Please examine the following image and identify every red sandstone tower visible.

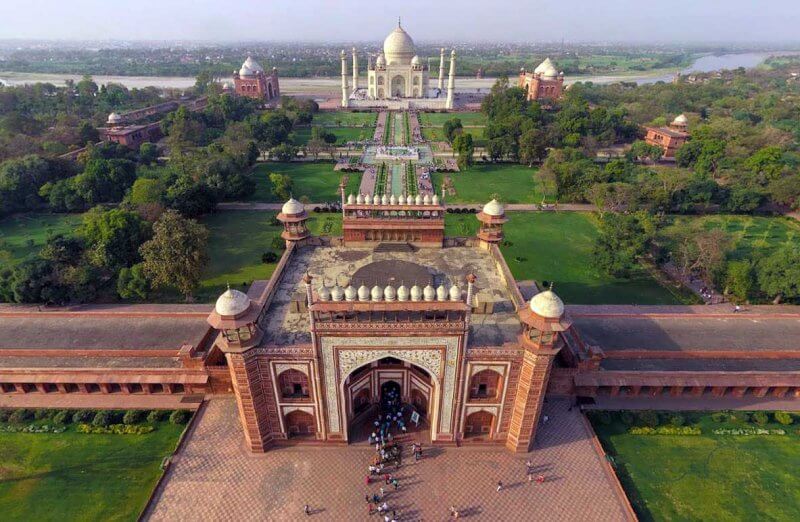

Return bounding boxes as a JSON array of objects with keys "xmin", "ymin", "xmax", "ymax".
[
  {"xmin": 476, "ymin": 199, "xmax": 507, "ymax": 250},
  {"xmin": 277, "ymin": 198, "xmax": 310, "ymax": 246}
]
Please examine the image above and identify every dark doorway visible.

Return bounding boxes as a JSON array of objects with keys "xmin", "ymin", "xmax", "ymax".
[{"xmin": 381, "ymin": 381, "xmax": 401, "ymax": 405}]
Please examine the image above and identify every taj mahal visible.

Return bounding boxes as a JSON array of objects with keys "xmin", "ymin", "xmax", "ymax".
[{"xmin": 342, "ymin": 20, "xmax": 456, "ymax": 110}]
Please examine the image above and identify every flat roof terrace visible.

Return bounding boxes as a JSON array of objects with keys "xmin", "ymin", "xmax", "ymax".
[{"xmin": 259, "ymin": 244, "xmax": 522, "ymax": 347}]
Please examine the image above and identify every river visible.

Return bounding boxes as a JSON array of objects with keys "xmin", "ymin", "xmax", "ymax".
[{"xmin": 0, "ymin": 52, "xmax": 794, "ymax": 94}]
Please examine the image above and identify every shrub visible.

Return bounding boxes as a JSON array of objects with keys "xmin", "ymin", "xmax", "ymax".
[
  {"xmin": 729, "ymin": 412, "xmax": 749, "ymax": 424},
  {"xmin": 619, "ymin": 411, "xmax": 635, "ymax": 426},
  {"xmin": 72, "ymin": 409, "xmax": 93, "ymax": 423},
  {"xmin": 774, "ymin": 411, "xmax": 794, "ymax": 426},
  {"xmin": 169, "ymin": 409, "xmax": 191, "ymax": 425},
  {"xmin": 34, "ymin": 409, "xmax": 53, "ymax": 421},
  {"xmin": 271, "ymin": 236, "xmax": 286, "ymax": 251},
  {"xmin": 751, "ymin": 411, "xmax": 769, "ymax": 426},
  {"xmin": 9, "ymin": 409, "xmax": 34, "ymax": 424},
  {"xmin": 630, "ymin": 426, "xmax": 701, "ymax": 436},
  {"xmin": 669, "ymin": 414, "xmax": 685, "ymax": 427},
  {"xmin": 92, "ymin": 411, "xmax": 111, "ymax": 427},
  {"xmin": 146, "ymin": 410, "xmax": 165, "ymax": 423},
  {"xmin": 262, "ymin": 251, "xmax": 279, "ymax": 263},
  {"xmin": 0, "ymin": 409, "xmax": 10, "ymax": 422},
  {"xmin": 637, "ymin": 410, "xmax": 660, "ymax": 428},
  {"xmin": 76, "ymin": 423, "xmax": 155, "ymax": 435},
  {"xmin": 123, "ymin": 410, "xmax": 144, "ymax": 425},
  {"xmin": 711, "ymin": 412, "xmax": 728, "ymax": 423},
  {"xmin": 53, "ymin": 410, "xmax": 71, "ymax": 425},
  {"xmin": 596, "ymin": 411, "xmax": 612, "ymax": 425}
]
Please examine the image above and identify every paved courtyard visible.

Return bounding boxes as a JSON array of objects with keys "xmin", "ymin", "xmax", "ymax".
[{"xmin": 145, "ymin": 398, "xmax": 631, "ymax": 521}]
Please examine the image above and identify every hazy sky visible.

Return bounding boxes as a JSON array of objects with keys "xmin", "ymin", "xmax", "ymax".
[{"xmin": 1, "ymin": 0, "xmax": 799, "ymax": 43}]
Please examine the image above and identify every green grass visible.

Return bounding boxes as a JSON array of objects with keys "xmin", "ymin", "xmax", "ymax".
[
  {"xmin": 423, "ymin": 127, "xmax": 486, "ymax": 146},
  {"xmin": 591, "ymin": 411, "xmax": 800, "ymax": 521},
  {"xmin": 0, "ymin": 213, "xmax": 84, "ymax": 266},
  {"xmin": 251, "ymin": 162, "xmax": 344, "ymax": 202},
  {"xmin": 446, "ymin": 212, "xmax": 689, "ymax": 305},
  {"xmin": 311, "ymin": 111, "xmax": 377, "ymax": 127},
  {"xmin": 197, "ymin": 211, "xmax": 341, "ymax": 302},
  {"xmin": 660, "ymin": 215, "xmax": 800, "ymax": 261},
  {"xmin": 420, "ymin": 112, "xmax": 487, "ymax": 127},
  {"xmin": 432, "ymin": 164, "xmax": 545, "ymax": 204},
  {"xmin": 0, "ymin": 419, "xmax": 186, "ymax": 521},
  {"xmin": 292, "ymin": 127, "xmax": 369, "ymax": 145}
]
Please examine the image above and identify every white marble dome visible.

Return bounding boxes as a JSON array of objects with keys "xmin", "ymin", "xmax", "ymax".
[
  {"xmin": 317, "ymin": 285, "xmax": 331, "ymax": 302},
  {"xmin": 407, "ymin": 195, "xmax": 414, "ymax": 205},
  {"xmin": 347, "ymin": 194, "xmax": 355, "ymax": 204},
  {"xmin": 282, "ymin": 198, "xmax": 304, "ymax": 215},
  {"xmin": 530, "ymin": 289, "xmax": 565, "ymax": 318},
  {"xmin": 373, "ymin": 194, "xmax": 381, "ymax": 205},
  {"xmin": 358, "ymin": 284, "xmax": 370, "ymax": 301},
  {"xmin": 381, "ymin": 194, "xmax": 389, "ymax": 205},
  {"xmin": 331, "ymin": 285, "xmax": 344, "ymax": 302},
  {"xmin": 371, "ymin": 285, "xmax": 383, "ymax": 301},
  {"xmin": 239, "ymin": 56, "xmax": 264, "ymax": 77},
  {"xmin": 482, "ymin": 199, "xmax": 504, "ymax": 217},
  {"xmin": 423, "ymin": 284, "xmax": 435, "ymax": 302},
  {"xmin": 215, "ymin": 287, "xmax": 251, "ymax": 316},
  {"xmin": 410, "ymin": 284, "xmax": 422, "ymax": 301},
  {"xmin": 436, "ymin": 284, "xmax": 447, "ymax": 301},
  {"xmin": 411, "ymin": 55, "xmax": 421, "ymax": 66},
  {"xmin": 449, "ymin": 284, "xmax": 461, "ymax": 301},
  {"xmin": 344, "ymin": 285, "xmax": 357, "ymax": 301},
  {"xmin": 383, "ymin": 24, "xmax": 415, "ymax": 65},
  {"xmin": 376, "ymin": 53, "xmax": 386, "ymax": 67},
  {"xmin": 432, "ymin": 194, "xmax": 439, "ymax": 205},
  {"xmin": 357, "ymin": 193, "xmax": 365, "ymax": 204},
  {"xmin": 384, "ymin": 285, "xmax": 396, "ymax": 301},
  {"xmin": 415, "ymin": 194, "xmax": 423, "ymax": 205},
  {"xmin": 673, "ymin": 114, "xmax": 688, "ymax": 125},
  {"xmin": 423, "ymin": 194, "xmax": 431, "ymax": 205},
  {"xmin": 397, "ymin": 284, "xmax": 409, "ymax": 301},
  {"xmin": 107, "ymin": 112, "xmax": 122, "ymax": 125},
  {"xmin": 390, "ymin": 194, "xmax": 397, "ymax": 205},
  {"xmin": 534, "ymin": 57, "xmax": 558, "ymax": 78}
]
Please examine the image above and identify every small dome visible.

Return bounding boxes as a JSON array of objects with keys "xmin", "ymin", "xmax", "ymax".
[
  {"xmin": 432, "ymin": 194, "xmax": 439, "ymax": 205},
  {"xmin": 107, "ymin": 112, "xmax": 122, "ymax": 124},
  {"xmin": 411, "ymin": 55, "xmax": 421, "ymax": 66},
  {"xmin": 423, "ymin": 284, "xmax": 435, "ymax": 302},
  {"xmin": 239, "ymin": 56, "xmax": 264, "ymax": 77},
  {"xmin": 423, "ymin": 194, "xmax": 431, "ymax": 205},
  {"xmin": 534, "ymin": 57, "xmax": 558, "ymax": 78},
  {"xmin": 357, "ymin": 193, "xmax": 365, "ymax": 204},
  {"xmin": 215, "ymin": 287, "xmax": 251, "ymax": 316},
  {"xmin": 436, "ymin": 284, "xmax": 447, "ymax": 301},
  {"xmin": 530, "ymin": 289, "xmax": 565, "ymax": 318},
  {"xmin": 282, "ymin": 198, "xmax": 304, "ymax": 215},
  {"xmin": 672, "ymin": 114, "xmax": 688, "ymax": 125},
  {"xmin": 410, "ymin": 284, "xmax": 422, "ymax": 301},
  {"xmin": 449, "ymin": 284, "xmax": 461, "ymax": 301},
  {"xmin": 331, "ymin": 285, "xmax": 344, "ymax": 302},
  {"xmin": 376, "ymin": 53, "xmax": 386, "ymax": 67},
  {"xmin": 384, "ymin": 285, "xmax": 396, "ymax": 301},
  {"xmin": 381, "ymin": 194, "xmax": 389, "ymax": 205},
  {"xmin": 373, "ymin": 194, "xmax": 381, "ymax": 205},
  {"xmin": 406, "ymin": 195, "xmax": 414, "ymax": 205},
  {"xmin": 482, "ymin": 199, "xmax": 504, "ymax": 217},
  {"xmin": 383, "ymin": 24, "xmax": 415, "ymax": 65},
  {"xmin": 317, "ymin": 285, "xmax": 331, "ymax": 302},
  {"xmin": 397, "ymin": 284, "xmax": 409, "ymax": 301},
  {"xmin": 371, "ymin": 285, "xmax": 383, "ymax": 301},
  {"xmin": 347, "ymin": 194, "xmax": 355, "ymax": 204},
  {"xmin": 358, "ymin": 284, "xmax": 370, "ymax": 301},
  {"xmin": 344, "ymin": 285, "xmax": 357, "ymax": 301},
  {"xmin": 390, "ymin": 194, "xmax": 397, "ymax": 205},
  {"xmin": 415, "ymin": 194, "xmax": 423, "ymax": 205}
]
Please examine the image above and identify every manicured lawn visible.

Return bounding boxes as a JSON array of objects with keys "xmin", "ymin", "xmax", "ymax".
[
  {"xmin": 0, "ymin": 419, "xmax": 186, "ymax": 521},
  {"xmin": 292, "ymin": 127, "xmax": 370, "ymax": 145},
  {"xmin": 420, "ymin": 112, "xmax": 487, "ymax": 127},
  {"xmin": 0, "ymin": 213, "xmax": 84, "ymax": 266},
  {"xmin": 660, "ymin": 215, "xmax": 800, "ymax": 261},
  {"xmin": 446, "ymin": 212, "xmax": 690, "ymax": 305},
  {"xmin": 591, "ymin": 411, "xmax": 800, "ymax": 521},
  {"xmin": 432, "ymin": 164, "xmax": 545, "ymax": 204},
  {"xmin": 251, "ymin": 162, "xmax": 345, "ymax": 202},
  {"xmin": 197, "ymin": 211, "xmax": 341, "ymax": 302},
  {"xmin": 312, "ymin": 111, "xmax": 377, "ymax": 126}
]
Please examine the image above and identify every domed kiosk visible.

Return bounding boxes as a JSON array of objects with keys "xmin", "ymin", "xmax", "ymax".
[
  {"xmin": 277, "ymin": 197, "xmax": 310, "ymax": 245},
  {"xmin": 207, "ymin": 286, "xmax": 262, "ymax": 351}
]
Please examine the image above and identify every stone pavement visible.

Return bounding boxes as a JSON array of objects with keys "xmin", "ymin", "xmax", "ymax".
[{"xmin": 145, "ymin": 398, "xmax": 631, "ymax": 521}]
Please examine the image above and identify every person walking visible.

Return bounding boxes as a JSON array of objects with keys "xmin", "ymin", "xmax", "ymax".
[
  {"xmin": 450, "ymin": 506, "xmax": 460, "ymax": 518},
  {"xmin": 379, "ymin": 486, "xmax": 385, "ymax": 499},
  {"xmin": 304, "ymin": 504, "xmax": 311, "ymax": 516},
  {"xmin": 392, "ymin": 478, "xmax": 399, "ymax": 490},
  {"xmin": 496, "ymin": 480, "xmax": 503, "ymax": 492},
  {"xmin": 536, "ymin": 474, "xmax": 545, "ymax": 485},
  {"xmin": 365, "ymin": 474, "xmax": 371, "ymax": 486}
]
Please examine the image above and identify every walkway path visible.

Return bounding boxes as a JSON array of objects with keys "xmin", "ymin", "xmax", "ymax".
[{"xmin": 145, "ymin": 398, "xmax": 632, "ymax": 521}]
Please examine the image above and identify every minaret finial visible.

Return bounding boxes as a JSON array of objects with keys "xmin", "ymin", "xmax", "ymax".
[
  {"xmin": 398, "ymin": 16, "xmax": 401, "ymax": 28},
  {"xmin": 549, "ymin": 281, "xmax": 555, "ymax": 291}
]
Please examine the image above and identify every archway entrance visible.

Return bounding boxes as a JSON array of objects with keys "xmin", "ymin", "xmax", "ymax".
[
  {"xmin": 391, "ymin": 75, "xmax": 406, "ymax": 97},
  {"xmin": 343, "ymin": 357, "xmax": 434, "ymax": 444}
]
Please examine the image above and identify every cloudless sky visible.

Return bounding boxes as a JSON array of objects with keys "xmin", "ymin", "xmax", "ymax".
[{"xmin": 1, "ymin": 0, "xmax": 799, "ymax": 42}]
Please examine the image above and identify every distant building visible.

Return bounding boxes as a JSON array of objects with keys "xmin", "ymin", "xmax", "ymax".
[
  {"xmin": 518, "ymin": 58, "xmax": 564, "ymax": 101},
  {"xmin": 233, "ymin": 56, "xmax": 280, "ymax": 102},
  {"xmin": 476, "ymin": 67, "xmax": 484, "ymax": 79},
  {"xmin": 99, "ymin": 112, "xmax": 161, "ymax": 149},
  {"xmin": 644, "ymin": 114, "xmax": 690, "ymax": 159}
]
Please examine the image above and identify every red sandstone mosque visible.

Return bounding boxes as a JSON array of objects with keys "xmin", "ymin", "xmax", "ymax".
[
  {"xmin": 232, "ymin": 56, "xmax": 280, "ymax": 102},
  {"xmin": 644, "ymin": 114, "xmax": 691, "ymax": 159},
  {"xmin": 519, "ymin": 58, "xmax": 565, "ymax": 101},
  {"xmin": 2, "ymin": 196, "xmax": 799, "ymax": 453}
]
